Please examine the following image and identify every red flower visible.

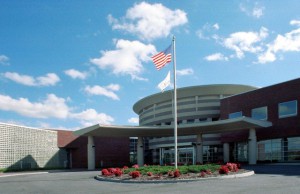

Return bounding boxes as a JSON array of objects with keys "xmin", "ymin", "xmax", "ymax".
[
  {"xmin": 107, "ymin": 168, "xmax": 116, "ymax": 174},
  {"xmin": 200, "ymin": 171, "xmax": 206, "ymax": 177},
  {"xmin": 174, "ymin": 169, "xmax": 181, "ymax": 178},
  {"xmin": 114, "ymin": 169, "xmax": 123, "ymax": 177},
  {"xmin": 123, "ymin": 166, "xmax": 129, "ymax": 170},
  {"xmin": 132, "ymin": 164, "xmax": 139, "ymax": 169},
  {"xmin": 101, "ymin": 169, "xmax": 111, "ymax": 176},
  {"xmin": 130, "ymin": 171, "xmax": 141, "ymax": 178},
  {"xmin": 226, "ymin": 163, "xmax": 238, "ymax": 172},
  {"xmin": 219, "ymin": 165, "xmax": 229, "ymax": 174},
  {"xmin": 147, "ymin": 172, "xmax": 153, "ymax": 176}
]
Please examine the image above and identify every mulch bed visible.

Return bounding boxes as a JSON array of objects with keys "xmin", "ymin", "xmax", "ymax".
[{"xmin": 97, "ymin": 169, "xmax": 250, "ymax": 182}]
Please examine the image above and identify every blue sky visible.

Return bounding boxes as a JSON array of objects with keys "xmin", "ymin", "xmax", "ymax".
[{"xmin": 1, "ymin": 0, "xmax": 300, "ymax": 130}]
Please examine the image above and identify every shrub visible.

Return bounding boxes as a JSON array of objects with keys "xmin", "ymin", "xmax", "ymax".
[
  {"xmin": 174, "ymin": 169, "xmax": 180, "ymax": 178},
  {"xmin": 200, "ymin": 171, "xmax": 206, "ymax": 177},
  {"xmin": 101, "ymin": 169, "xmax": 111, "ymax": 176},
  {"xmin": 108, "ymin": 168, "xmax": 116, "ymax": 174},
  {"xmin": 114, "ymin": 169, "xmax": 123, "ymax": 177},
  {"xmin": 219, "ymin": 165, "xmax": 229, "ymax": 174},
  {"xmin": 147, "ymin": 172, "xmax": 153, "ymax": 176},
  {"xmin": 226, "ymin": 163, "xmax": 239, "ymax": 172},
  {"xmin": 130, "ymin": 171, "xmax": 141, "ymax": 178},
  {"xmin": 132, "ymin": 164, "xmax": 139, "ymax": 169}
]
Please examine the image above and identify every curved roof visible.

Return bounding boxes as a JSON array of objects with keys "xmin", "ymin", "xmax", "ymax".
[
  {"xmin": 133, "ymin": 84, "xmax": 257, "ymax": 114},
  {"xmin": 74, "ymin": 117, "xmax": 271, "ymax": 138}
]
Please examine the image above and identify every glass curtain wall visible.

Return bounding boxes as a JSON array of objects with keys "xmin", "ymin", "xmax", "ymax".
[{"xmin": 257, "ymin": 137, "xmax": 300, "ymax": 162}]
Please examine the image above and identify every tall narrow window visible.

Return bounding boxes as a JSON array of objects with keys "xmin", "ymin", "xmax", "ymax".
[
  {"xmin": 252, "ymin": 106, "xmax": 268, "ymax": 120},
  {"xmin": 278, "ymin": 100, "xmax": 297, "ymax": 118},
  {"xmin": 229, "ymin": 111, "xmax": 242, "ymax": 119}
]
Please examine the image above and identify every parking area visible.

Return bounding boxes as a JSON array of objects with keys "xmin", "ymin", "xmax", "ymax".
[{"xmin": 0, "ymin": 164, "xmax": 299, "ymax": 194}]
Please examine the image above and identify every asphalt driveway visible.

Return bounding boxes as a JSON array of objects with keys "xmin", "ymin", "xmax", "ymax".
[{"xmin": 0, "ymin": 164, "xmax": 299, "ymax": 194}]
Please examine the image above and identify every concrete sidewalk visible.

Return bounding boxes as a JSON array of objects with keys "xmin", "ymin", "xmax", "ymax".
[{"xmin": 0, "ymin": 171, "xmax": 49, "ymax": 178}]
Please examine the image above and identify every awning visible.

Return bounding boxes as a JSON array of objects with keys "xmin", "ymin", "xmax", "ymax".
[{"xmin": 73, "ymin": 117, "xmax": 272, "ymax": 137}]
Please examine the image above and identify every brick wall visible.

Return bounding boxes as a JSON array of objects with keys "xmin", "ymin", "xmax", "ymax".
[
  {"xmin": 220, "ymin": 78, "xmax": 300, "ymax": 142},
  {"xmin": 57, "ymin": 130, "xmax": 130, "ymax": 168}
]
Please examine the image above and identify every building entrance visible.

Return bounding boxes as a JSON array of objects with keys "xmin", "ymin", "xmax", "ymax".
[{"xmin": 162, "ymin": 147, "xmax": 194, "ymax": 165}]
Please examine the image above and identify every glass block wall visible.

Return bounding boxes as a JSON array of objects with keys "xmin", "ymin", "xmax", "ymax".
[{"xmin": 0, "ymin": 123, "xmax": 66, "ymax": 170}]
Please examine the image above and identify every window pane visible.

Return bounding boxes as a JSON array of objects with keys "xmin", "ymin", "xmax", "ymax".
[
  {"xmin": 252, "ymin": 106, "xmax": 267, "ymax": 120},
  {"xmin": 279, "ymin": 100, "xmax": 297, "ymax": 118},
  {"xmin": 229, "ymin": 111, "xmax": 242, "ymax": 119}
]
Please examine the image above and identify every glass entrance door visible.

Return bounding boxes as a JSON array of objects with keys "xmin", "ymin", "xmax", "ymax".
[
  {"xmin": 178, "ymin": 148, "xmax": 194, "ymax": 165},
  {"xmin": 162, "ymin": 147, "xmax": 194, "ymax": 165}
]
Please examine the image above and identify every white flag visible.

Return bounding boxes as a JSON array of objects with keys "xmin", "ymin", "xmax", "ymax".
[{"xmin": 158, "ymin": 71, "xmax": 170, "ymax": 92}]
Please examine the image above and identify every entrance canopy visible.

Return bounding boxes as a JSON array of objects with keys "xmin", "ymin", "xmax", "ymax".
[{"xmin": 74, "ymin": 117, "xmax": 272, "ymax": 137}]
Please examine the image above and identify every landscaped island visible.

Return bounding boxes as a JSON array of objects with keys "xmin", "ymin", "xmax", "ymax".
[{"xmin": 97, "ymin": 163, "xmax": 246, "ymax": 182}]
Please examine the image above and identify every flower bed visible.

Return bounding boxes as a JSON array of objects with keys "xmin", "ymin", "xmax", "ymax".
[{"xmin": 98, "ymin": 163, "xmax": 246, "ymax": 181}]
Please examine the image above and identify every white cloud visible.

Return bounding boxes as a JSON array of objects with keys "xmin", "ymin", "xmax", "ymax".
[
  {"xmin": 290, "ymin": 20, "xmax": 300, "ymax": 26},
  {"xmin": 108, "ymin": 2, "xmax": 188, "ymax": 41},
  {"xmin": 71, "ymin": 109, "xmax": 114, "ymax": 127},
  {"xmin": 0, "ymin": 93, "xmax": 114, "ymax": 126},
  {"xmin": 257, "ymin": 50, "xmax": 276, "ymax": 64},
  {"xmin": 252, "ymin": 6, "xmax": 264, "ymax": 18},
  {"xmin": 240, "ymin": 2, "xmax": 265, "ymax": 19},
  {"xmin": 213, "ymin": 23, "xmax": 219, "ymax": 30},
  {"xmin": 36, "ymin": 73, "xmax": 60, "ymax": 86},
  {"xmin": 85, "ymin": 84, "xmax": 120, "ymax": 100},
  {"xmin": 3, "ymin": 72, "xmax": 60, "ymax": 86},
  {"xmin": 0, "ymin": 55, "xmax": 9, "ymax": 66},
  {"xmin": 204, "ymin": 53, "xmax": 229, "ymax": 61},
  {"xmin": 176, "ymin": 68, "xmax": 194, "ymax": 76},
  {"xmin": 105, "ymin": 84, "xmax": 120, "ymax": 91},
  {"xmin": 90, "ymin": 39, "xmax": 155, "ymax": 80},
  {"xmin": 128, "ymin": 117, "xmax": 139, "ymax": 124},
  {"xmin": 258, "ymin": 20, "xmax": 300, "ymax": 63},
  {"xmin": 196, "ymin": 23, "xmax": 220, "ymax": 40},
  {"xmin": 0, "ymin": 94, "xmax": 69, "ymax": 119},
  {"xmin": 223, "ymin": 27, "xmax": 268, "ymax": 59},
  {"xmin": 64, "ymin": 69, "xmax": 88, "ymax": 80}
]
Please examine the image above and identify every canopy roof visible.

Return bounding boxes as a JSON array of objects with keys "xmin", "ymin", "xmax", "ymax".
[{"xmin": 73, "ymin": 117, "xmax": 272, "ymax": 137}]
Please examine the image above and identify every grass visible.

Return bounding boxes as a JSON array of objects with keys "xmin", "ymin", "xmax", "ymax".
[
  {"xmin": 123, "ymin": 164, "xmax": 221, "ymax": 175},
  {"xmin": 0, "ymin": 168, "xmax": 7, "ymax": 173}
]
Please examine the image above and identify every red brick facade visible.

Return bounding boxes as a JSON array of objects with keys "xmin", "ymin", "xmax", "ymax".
[
  {"xmin": 57, "ymin": 130, "xmax": 130, "ymax": 168},
  {"xmin": 220, "ymin": 78, "xmax": 300, "ymax": 142}
]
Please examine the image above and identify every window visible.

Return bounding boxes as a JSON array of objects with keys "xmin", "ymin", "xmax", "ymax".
[
  {"xmin": 278, "ymin": 100, "xmax": 297, "ymax": 118},
  {"xmin": 229, "ymin": 111, "xmax": 242, "ymax": 119},
  {"xmin": 252, "ymin": 106, "xmax": 268, "ymax": 120},
  {"xmin": 187, "ymin": 119, "xmax": 194, "ymax": 124}
]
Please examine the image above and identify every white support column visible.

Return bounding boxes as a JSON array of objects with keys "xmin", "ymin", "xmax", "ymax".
[
  {"xmin": 196, "ymin": 134, "xmax": 203, "ymax": 164},
  {"xmin": 248, "ymin": 128, "xmax": 257, "ymax": 165},
  {"xmin": 137, "ymin": 137, "xmax": 144, "ymax": 166},
  {"xmin": 87, "ymin": 136, "xmax": 95, "ymax": 170},
  {"xmin": 223, "ymin": 143, "xmax": 230, "ymax": 163}
]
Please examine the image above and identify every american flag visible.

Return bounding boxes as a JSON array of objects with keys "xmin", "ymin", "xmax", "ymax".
[{"xmin": 151, "ymin": 44, "xmax": 172, "ymax": 70}]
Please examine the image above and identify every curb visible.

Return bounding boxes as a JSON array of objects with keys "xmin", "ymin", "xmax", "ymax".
[
  {"xmin": 94, "ymin": 170, "xmax": 255, "ymax": 184},
  {"xmin": 0, "ymin": 171, "xmax": 49, "ymax": 178}
]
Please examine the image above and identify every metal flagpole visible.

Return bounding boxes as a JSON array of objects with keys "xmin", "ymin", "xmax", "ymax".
[{"xmin": 172, "ymin": 36, "xmax": 178, "ymax": 169}]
